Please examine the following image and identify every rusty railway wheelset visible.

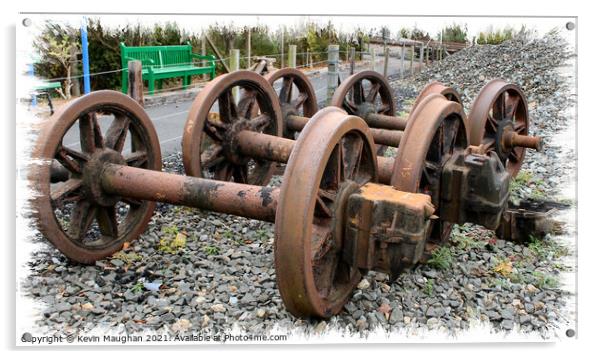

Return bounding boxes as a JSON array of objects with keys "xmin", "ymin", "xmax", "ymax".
[{"xmin": 30, "ymin": 68, "xmax": 542, "ymax": 318}]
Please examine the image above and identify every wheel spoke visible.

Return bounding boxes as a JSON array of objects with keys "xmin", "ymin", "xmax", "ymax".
[
  {"xmin": 203, "ymin": 121, "xmax": 225, "ymax": 142},
  {"xmin": 492, "ymin": 93, "xmax": 506, "ymax": 121},
  {"xmin": 292, "ymin": 92, "xmax": 308, "ymax": 110},
  {"xmin": 505, "ymin": 94, "xmax": 520, "ymax": 119},
  {"xmin": 514, "ymin": 122, "xmax": 527, "ymax": 134},
  {"xmin": 366, "ymin": 82, "xmax": 381, "ymax": 103},
  {"xmin": 315, "ymin": 189, "xmax": 335, "ymax": 218},
  {"xmin": 201, "ymin": 144, "xmax": 224, "ymax": 168},
  {"xmin": 508, "ymin": 148, "xmax": 521, "ymax": 162},
  {"xmin": 486, "ymin": 114, "xmax": 499, "ymax": 133},
  {"xmin": 342, "ymin": 99, "xmax": 358, "ymax": 114},
  {"xmin": 482, "ymin": 137, "xmax": 496, "ymax": 152},
  {"xmin": 122, "ymin": 197, "xmax": 142, "ymax": 207},
  {"xmin": 248, "ymin": 114, "xmax": 271, "ymax": 132},
  {"xmin": 96, "ymin": 206, "xmax": 119, "ymax": 239},
  {"xmin": 238, "ymin": 90, "xmax": 257, "ymax": 118},
  {"xmin": 321, "ymin": 144, "xmax": 342, "ymax": 190},
  {"xmin": 104, "ymin": 115, "xmax": 130, "ymax": 152},
  {"xmin": 352, "ymin": 81, "xmax": 365, "ymax": 104},
  {"xmin": 60, "ymin": 146, "xmax": 89, "ymax": 162},
  {"xmin": 280, "ymin": 77, "xmax": 294, "ymax": 103},
  {"xmin": 218, "ymin": 91, "xmax": 236, "ymax": 124},
  {"xmin": 56, "ymin": 147, "xmax": 82, "ymax": 174},
  {"xmin": 79, "ymin": 112, "xmax": 104, "ymax": 153},
  {"xmin": 124, "ymin": 151, "xmax": 148, "ymax": 167},
  {"xmin": 341, "ymin": 135, "xmax": 364, "ymax": 181},
  {"xmin": 51, "ymin": 178, "xmax": 82, "ymax": 207},
  {"xmin": 442, "ymin": 117, "xmax": 460, "ymax": 154},
  {"xmin": 68, "ymin": 200, "xmax": 96, "ymax": 240}
]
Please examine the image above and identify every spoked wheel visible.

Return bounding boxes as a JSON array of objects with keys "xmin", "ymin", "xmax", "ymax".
[
  {"xmin": 264, "ymin": 68, "xmax": 318, "ymax": 139},
  {"xmin": 468, "ymin": 79, "xmax": 529, "ymax": 177},
  {"xmin": 331, "ymin": 71, "xmax": 396, "ymax": 154},
  {"xmin": 390, "ymin": 93, "xmax": 469, "ymax": 247},
  {"xmin": 29, "ymin": 91, "xmax": 162, "ymax": 263},
  {"xmin": 409, "ymin": 82, "xmax": 462, "ymax": 118},
  {"xmin": 182, "ymin": 71, "xmax": 283, "ymax": 185},
  {"xmin": 275, "ymin": 107, "xmax": 378, "ymax": 318}
]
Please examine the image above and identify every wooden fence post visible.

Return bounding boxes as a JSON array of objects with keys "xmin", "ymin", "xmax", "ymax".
[
  {"xmin": 327, "ymin": 44, "xmax": 339, "ymax": 102},
  {"xmin": 383, "ymin": 47, "xmax": 390, "ymax": 77},
  {"xmin": 288, "ymin": 45, "xmax": 296, "ymax": 68},
  {"xmin": 410, "ymin": 45, "xmax": 414, "ymax": 75},
  {"xmin": 247, "ymin": 29, "xmax": 252, "ymax": 69},
  {"xmin": 230, "ymin": 49, "xmax": 240, "ymax": 102},
  {"xmin": 400, "ymin": 45, "xmax": 406, "ymax": 79},
  {"xmin": 350, "ymin": 47, "xmax": 356, "ymax": 74},
  {"xmin": 370, "ymin": 48, "xmax": 376, "ymax": 71},
  {"xmin": 128, "ymin": 60, "xmax": 144, "ymax": 107}
]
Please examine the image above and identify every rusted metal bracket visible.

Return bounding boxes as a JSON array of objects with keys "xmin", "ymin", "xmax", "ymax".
[
  {"xmin": 439, "ymin": 149, "xmax": 511, "ymax": 230},
  {"xmin": 344, "ymin": 182, "xmax": 435, "ymax": 279},
  {"xmin": 496, "ymin": 199, "xmax": 569, "ymax": 243}
]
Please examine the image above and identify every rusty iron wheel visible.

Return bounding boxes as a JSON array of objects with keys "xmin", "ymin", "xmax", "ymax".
[
  {"xmin": 391, "ymin": 93, "xmax": 469, "ymax": 248},
  {"xmin": 29, "ymin": 91, "xmax": 162, "ymax": 264},
  {"xmin": 468, "ymin": 79, "xmax": 529, "ymax": 177},
  {"xmin": 275, "ymin": 107, "xmax": 378, "ymax": 318},
  {"xmin": 264, "ymin": 68, "xmax": 318, "ymax": 139},
  {"xmin": 182, "ymin": 71, "xmax": 283, "ymax": 185},
  {"xmin": 409, "ymin": 81, "xmax": 462, "ymax": 118},
  {"xmin": 331, "ymin": 70, "xmax": 396, "ymax": 154}
]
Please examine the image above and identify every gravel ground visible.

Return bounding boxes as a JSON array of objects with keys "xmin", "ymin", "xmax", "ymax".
[{"xmin": 21, "ymin": 31, "xmax": 576, "ymax": 340}]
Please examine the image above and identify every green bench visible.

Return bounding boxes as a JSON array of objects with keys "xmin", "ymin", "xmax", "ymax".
[
  {"xmin": 120, "ymin": 42, "xmax": 216, "ymax": 95},
  {"xmin": 33, "ymin": 81, "xmax": 62, "ymax": 115}
]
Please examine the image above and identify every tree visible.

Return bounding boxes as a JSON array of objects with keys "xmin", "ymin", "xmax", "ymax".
[
  {"xmin": 34, "ymin": 23, "xmax": 80, "ymax": 99},
  {"xmin": 439, "ymin": 23, "xmax": 468, "ymax": 43}
]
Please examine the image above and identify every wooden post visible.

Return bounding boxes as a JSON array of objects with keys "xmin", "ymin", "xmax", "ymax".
[
  {"xmin": 383, "ymin": 46, "xmax": 389, "ymax": 77},
  {"xmin": 280, "ymin": 32, "xmax": 285, "ymax": 69},
  {"xmin": 419, "ymin": 43, "xmax": 424, "ymax": 69},
  {"xmin": 370, "ymin": 47, "xmax": 376, "ymax": 71},
  {"xmin": 230, "ymin": 49, "xmax": 240, "ymax": 102},
  {"xmin": 127, "ymin": 60, "xmax": 144, "ymax": 107},
  {"xmin": 327, "ymin": 44, "xmax": 339, "ymax": 102},
  {"xmin": 201, "ymin": 37, "xmax": 208, "ymax": 80},
  {"xmin": 306, "ymin": 51, "xmax": 310, "ymax": 68},
  {"xmin": 206, "ymin": 36, "xmax": 230, "ymax": 73},
  {"xmin": 400, "ymin": 45, "xmax": 406, "ymax": 79},
  {"xmin": 247, "ymin": 29, "xmax": 252, "ymax": 69},
  {"xmin": 350, "ymin": 47, "xmax": 356, "ymax": 75},
  {"xmin": 288, "ymin": 45, "xmax": 296, "ymax": 68},
  {"xmin": 410, "ymin": 45, "xmax": 414, "ymax": 75}
]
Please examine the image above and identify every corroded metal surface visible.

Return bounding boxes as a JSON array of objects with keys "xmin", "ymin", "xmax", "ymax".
[
  {"xmin": 264, "ymin": 68, "xmax": 318, "ymax": 139},
  {"xmin": 345, "ymin": 182, "xmax": 435, "ymax": 279},
  {"xmin": 101, "ymin": 164, "xmax": 279, "ymax": 222},
  {"xmin": 468, "ymin": 79, "xmax": 541, "ymax": 177},
  {"xmin": 29, "ymin": 90, "xmax": 162, "ymax": 264},
  {"xmin": 409, "ymin": 81, "xmax": 463, "ymax": 118},
  {"xmin": 182, "ymin": 71, "xmax": 283, "ymax": 185},
  {"xmin": 391, "ymin": 93, "xmax": 469, "ymax": 248},
  {"xmin": 275, "ymin": 107, "xmax": 378, "ymax": 318}
]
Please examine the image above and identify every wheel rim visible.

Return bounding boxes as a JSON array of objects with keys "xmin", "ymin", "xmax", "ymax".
[
  {"xmin": 391, "ymin": 93, "xmax": 468, "ymax": 246},
  {"xmin": 409, "ymin": 82, "xmax": 462, "ymax": 118},
  {"xmin": 30, "ymin": 90, "xmax": 162, "ymax": 263},
  {"xmin": 468, "ymin": 79, "xmax": 529, "ymax": 177},
  {"xmin": 182, "ymin": 71, "xmax": 283, "ymax": 185},
  {"xmin": 331, "ymin": 71, "xmax": 396, "ymax": 154},
  {"xmin": 275, "ymin": 107, "xmax": 377, "ymax": 318},
  {"xmin": 264, "ymin": 68, "xmax": 318, "ymax": 139}
]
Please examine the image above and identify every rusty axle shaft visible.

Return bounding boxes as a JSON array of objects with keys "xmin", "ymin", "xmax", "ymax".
[
  {"xmin": 101, "ymin": 163, "xmax": 279, "ymax": 222},
  {"xmin": 503, "ymin": 130, "xmax": 542, "ymax": 151},
  {"xmin": 287, "ymin": 114, "xmax": 403, "ymax": 147}
]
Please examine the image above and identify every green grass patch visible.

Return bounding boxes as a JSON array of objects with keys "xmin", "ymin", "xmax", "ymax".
[
  {"xmin": 158, "ymin": 226, "xmax": 187, "ymax": 254},
  {"xmin": 427, "ymin": 246, "xmax": 453, "ymax": 270},
  {"xmin": 203, "ymin": 245, "xmax": 220, "ymax": 256},
  {"xmin": 112, "ymin": 251, "xmax": 142, "ymax": 265},
  {"xmin": 533, "ymin": 271, "xmax": 560, "ymax": 289},
  {"xmin": 423, "ymin": 278, "xmax": 434, "ymax": 296}
]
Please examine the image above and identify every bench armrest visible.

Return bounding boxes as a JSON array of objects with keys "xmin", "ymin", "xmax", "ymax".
[{"xmin": 191, "ymin": 53, "xmax": 216, "ymax": 65}]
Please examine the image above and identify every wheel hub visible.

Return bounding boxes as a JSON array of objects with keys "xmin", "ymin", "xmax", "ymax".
[
  {"xmin": 82, "ymin": 148, "xmax": 126, "ymax": 207},
  {"xmin": 495, "ymin": 118, "xmax": 514, "ymax": 161}
]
